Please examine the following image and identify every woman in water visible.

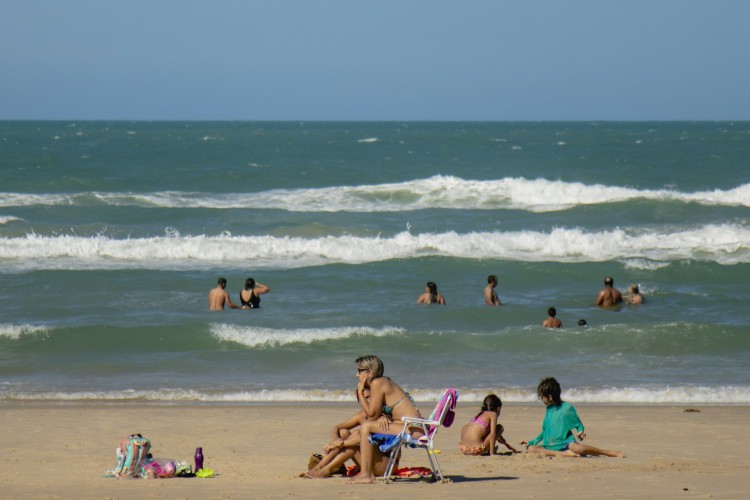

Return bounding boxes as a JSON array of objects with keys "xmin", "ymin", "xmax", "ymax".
[
  {"xmin": 417, "ymin": 281, "xmax": 446, "ymax": 305},
  {"xmin": 239, "ymin": 277, "xmax": 270, "ymax": 309}
]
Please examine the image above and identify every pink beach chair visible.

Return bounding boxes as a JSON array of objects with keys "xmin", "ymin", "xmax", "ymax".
[{"xmin": 382, "ymin": 388, "xmax": 458, "ymax": 482}]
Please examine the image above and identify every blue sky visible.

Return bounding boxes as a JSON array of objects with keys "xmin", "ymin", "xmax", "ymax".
[{"xmin": 1, "ymin": 0, "xmax": 748, "ymax": 120}]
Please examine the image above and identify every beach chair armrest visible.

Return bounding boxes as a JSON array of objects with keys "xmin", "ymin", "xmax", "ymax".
[{"xmin": 400, "ymin": 416, "xmax": 440, "ymax": 426}]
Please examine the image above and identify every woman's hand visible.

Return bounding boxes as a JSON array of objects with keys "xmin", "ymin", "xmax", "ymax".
[
  {"xmin": 323, "ymin": 438, "xmax": 344, "ymax": 453},
  {"xmin": 377, "ymin": 415, "xmax": 390, "ymax": 432}
]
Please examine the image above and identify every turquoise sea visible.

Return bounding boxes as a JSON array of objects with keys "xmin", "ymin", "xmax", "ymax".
[{"xmin": 1, "ymin": 121, "xmax": 749, "ymax": 404}]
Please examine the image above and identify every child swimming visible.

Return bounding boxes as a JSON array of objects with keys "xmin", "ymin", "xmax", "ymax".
[{"xmin": 459, "ymin": 394, "xmax": 518, "ymax": 455}]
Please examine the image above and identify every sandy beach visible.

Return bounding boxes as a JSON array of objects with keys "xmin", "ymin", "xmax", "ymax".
[{"xmin": 1, "ymin": 403, "xmax": 748, "ymax": 499}]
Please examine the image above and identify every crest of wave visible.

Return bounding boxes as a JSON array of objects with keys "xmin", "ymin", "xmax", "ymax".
[
  {"xmin": 210, "ymin": 324, "xmax": 404, "ymax": 348},
  {"xmin": 0, "ymin": 215, "xmax": 22, "ymax": 224},
  {"xmin": 0, "ymin": 324, "xmax": 49, "ymax": 340},
  {"xmin": 127, "ymin": 177, "xmax": 750, "ymax": 212},
  {"xmin": 2, "ymin": 224, "xmax": 749, "ymax": 270},
  {"xmin": 3, "ymin": 176, "xmax": 748, "ymax": 212}
]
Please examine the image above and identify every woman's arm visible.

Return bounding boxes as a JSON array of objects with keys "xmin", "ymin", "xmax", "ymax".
[
  {"xmin": 329, "ymin": 411, "xmax": 363, "ymax": 440},
  {"xmin": 255, "ymin": 283, "xmax": 270, "ymax": 295},
  {"xmin": 359, "ymin": 378, "xmax": 386, "ymax": 420}
]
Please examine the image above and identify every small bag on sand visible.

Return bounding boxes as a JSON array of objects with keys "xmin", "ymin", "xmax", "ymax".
[
  {"xmin": 114, "ymin": 434, "xmax": 151, "ymax": 478},
  {"xmin": 307, "ymin": 453, "xmax": 323, "ymax": 470}
]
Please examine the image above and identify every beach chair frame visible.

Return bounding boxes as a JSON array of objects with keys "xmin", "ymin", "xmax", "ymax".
[{"xmin": 382, "ymin": 388, "xmax": 457, "ymax": 483}]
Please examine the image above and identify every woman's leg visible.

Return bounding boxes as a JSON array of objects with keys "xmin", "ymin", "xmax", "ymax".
[
  {"xmin": 307, "ymin": 448, "xmax": 357, "ymax": 478},
  {"xmin": 347, "ymin": 420, "xmax": 381, "ymax": 483}
]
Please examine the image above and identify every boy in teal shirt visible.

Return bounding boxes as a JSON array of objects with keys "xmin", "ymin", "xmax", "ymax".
[{"xmin": 522, "ymin": 377, "xmax": 625, "ymax": 458}]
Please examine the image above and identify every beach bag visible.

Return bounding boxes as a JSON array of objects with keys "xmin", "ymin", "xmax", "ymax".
[{"xmin": 114, "ymin": 434, "xmax": 151, "ymax": 478}]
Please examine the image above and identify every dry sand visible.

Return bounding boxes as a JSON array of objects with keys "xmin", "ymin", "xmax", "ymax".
[{"xmin": 1, "ymin": 403, "xmax": 748, "ymax": 499}]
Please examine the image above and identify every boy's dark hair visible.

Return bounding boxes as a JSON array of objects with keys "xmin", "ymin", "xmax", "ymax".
[{"xmin": 537, "ymin": 377, "xmax": 562, "ymax": 405}]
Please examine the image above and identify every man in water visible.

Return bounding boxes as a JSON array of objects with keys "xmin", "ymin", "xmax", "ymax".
[
  {"xmin": 208, "ymin": 277, "xmax": 240, "ymax": 310},
  {"xmin": 485, "ymin": 275, "xmax": 501, "ymax": 306},
  {"xmin": 595, "ymin": 276, "xmax": 623, "ymax": 308},
  {"xmin": 542, "ymin": 307, "xmax": 562, "ymax": 328}
]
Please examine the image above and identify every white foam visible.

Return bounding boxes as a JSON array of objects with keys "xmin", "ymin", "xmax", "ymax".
[
  {"xmin": 0, "ymin": 215, "xmax": 22, "ymax": 224},
  {"xmin": 210, "ymin": 324, "xmax": 405, "ymax": 348},
  {"xmin": 0, "ymin": 324, "xmax": 50, "ymax": 340},
  {"xmin": 2, "ymin": 385, "xmax": 748, "ymax": 403},
  {"xmin": 1, "ymin": 176, "xmax": 748, "ymax": 212},
  {"xmin": 1, "ymin": 224, "xmax": 748, "ymax": 271},
  {"xmin": 357, "ymin": 137, "xmax": 380, "ymax": 143}
]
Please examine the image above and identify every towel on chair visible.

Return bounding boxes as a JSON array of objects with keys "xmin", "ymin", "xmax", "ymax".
[{"xmin": 368, "ymin": 433, "xmax": 403, "ymax": 453}]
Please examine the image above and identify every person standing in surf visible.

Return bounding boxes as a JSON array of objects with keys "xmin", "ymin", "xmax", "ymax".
[
  {"xmin": 417, "ymin": 281, "xmax": 446, "ymax": 305},
  {"xmin": 208, "ymin": 277, "xmax": 241, "ymax": 310},
  {"xmin": 239, "ymin": 277, "xmax": 270, "ymax": 309},
  {"xmin": 542, "ymin": 307, "xmax": 562, "ymax": 328},
  {"xmin": 485, "ymin": 275, "xmax": 501, "ymax": 306},
  {"xmin": 595, "ymin": 276, "xmax": 623, "ymax": 308}
]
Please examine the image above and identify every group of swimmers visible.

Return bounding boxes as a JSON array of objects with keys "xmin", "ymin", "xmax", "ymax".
[
  {"xmin": 303, "ymin": 355, "xmax": 624, "ymax": 484},
  {"xmin": 209, "ymin": 274, "xmax": 642, "ymax": 316},
  {"xmin": 421, "ymin": 275, "xmax": 644, "ymax": 329},
  {"xmin": 208, "ymin": 277, "xmax": 270, "ymax": 311}
]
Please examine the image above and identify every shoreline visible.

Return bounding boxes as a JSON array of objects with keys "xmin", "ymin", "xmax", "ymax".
[{"xmin": 1, "ymin": 403, "xmax": 748, "ymax": 499}]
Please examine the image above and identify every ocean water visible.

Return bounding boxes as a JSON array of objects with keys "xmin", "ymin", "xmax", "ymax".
[{"xmin": 1, "ymin": 121, "xmax": 749, "ymax": 404}]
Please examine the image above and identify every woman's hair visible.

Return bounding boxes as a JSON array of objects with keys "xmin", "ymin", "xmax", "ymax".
[
  {"xmin": 547, "ymin": 307, "xmax": 557, "ymax": 317},
  {"xmin": 487, "ymin": 275, "xmax": 497, "ymax": 284},
  {"xmin": 537, "ymin": 377, "xmax": 562, "ymax": 405},
  {"xmin": 355, "ymin": 355, "xmax": 384, "ymax": 381},
  {"xmin": 475, "ymin": 394, "xmax": 502, "ymax": 418},
  {"xmin": 244, "ymin": 278, "xmax": 256, "ymax": 290},
  {"xmin": 426, "ymin": 282, "xmax": 438, "ymax": 303}
]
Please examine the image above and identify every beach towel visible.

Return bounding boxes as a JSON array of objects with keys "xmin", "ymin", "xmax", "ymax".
[
  {"xmin": 429, "ymin": 388, "xmax": 459, "ymax": 432},
  {"xmin": 394, "ymin": 466, "xmax": 433, "ymax": 478},
  {"xmin": 369, "ymin": 433, "xmax": 403, "ymax": 453}
]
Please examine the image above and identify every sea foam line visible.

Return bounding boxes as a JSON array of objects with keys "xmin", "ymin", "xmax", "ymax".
[
  {"xmin": 210, "ymin": 324, "xmax": 405, "ymax": 348},
  {"xmin": 1, "ymin": 176, "xmax": 748, "ymax": 212},
  {"xmin": 2, "ymin": 385, "xmax": 748, "ymax": 404},
  {"xmin": 1, "ymin": 224, "xmax": 748, "ymax": 271}
]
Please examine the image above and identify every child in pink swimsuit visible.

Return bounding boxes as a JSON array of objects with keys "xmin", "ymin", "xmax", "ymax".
[{"xmin": 459, "ymin": 394, "xmax": 518, "ymax": 455}]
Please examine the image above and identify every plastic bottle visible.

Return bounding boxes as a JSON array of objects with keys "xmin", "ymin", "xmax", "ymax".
[{"xmin": 194, "ymin": 447, "xmax": 204, "ymax": 472}]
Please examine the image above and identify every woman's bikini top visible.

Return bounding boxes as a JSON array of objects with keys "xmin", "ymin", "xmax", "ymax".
[
  {"xmin": 382, "ymin": 392, "xmax": 416, "ymax": 417},
  {"xmin": 240, "ymin": 289, "xmax": 260, "ymax": 308}
]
